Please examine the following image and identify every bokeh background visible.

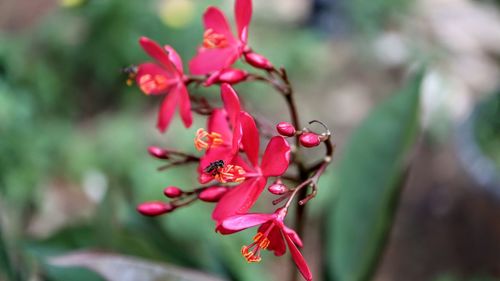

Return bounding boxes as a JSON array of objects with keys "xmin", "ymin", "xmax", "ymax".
[{"xmin": 1, "ymin": 0, "xmax": 500, "ymax": 280}]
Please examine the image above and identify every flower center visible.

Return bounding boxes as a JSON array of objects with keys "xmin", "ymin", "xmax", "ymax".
[
  {"xmin": 214, "ymin": 164, "xmax": 245, "ymax": 183},
  {"xmin": 138, "ymin": 74, "xmax": 170, "ymax": 94},
  {"xmin": 241, "ymin": 232, "xmax": 271, "ymax": 263},
  {"xmin": 194, "ymin": 128, "xmax": 224, "ymax": 151},
  {"xmin": 203, "ymin": 29, "xmax": 229, "ymax": 49}
]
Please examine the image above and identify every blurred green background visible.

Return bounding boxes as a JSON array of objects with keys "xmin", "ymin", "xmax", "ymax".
[{"xmin": 1, "ymin": 0, "xmax": 500, "ymax": 280}]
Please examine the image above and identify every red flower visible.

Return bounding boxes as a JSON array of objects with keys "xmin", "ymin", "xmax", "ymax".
[
  {"xmin": 211, "ymin": 112, "xmax": 291, "ymax": 223},
  {"xmin": 219, "ymin": 208, "xmax": 313, "ymax": 281},
  {"xmin": 136, "ymin": 37, "xmax": 192, "ymax": 133},
  {"xmin": 189, "ymin": 0, "xmax": 252, "ymax": 75},
  {"xmin": 195, "ymin": 84, "xmax": 243, "ymax": 183}
]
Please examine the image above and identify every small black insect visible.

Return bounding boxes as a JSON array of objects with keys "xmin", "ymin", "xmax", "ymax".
[
  {"xmin": 122, "ymin": 65, "xmax": 138, "ymax": 75},
  {"xmin": 121, "ymin": 65, "xmax": 138, "ymax": 86},
  {"xmin": 204, "ymin": 160, "xmax": 224, "ymax": 176}
]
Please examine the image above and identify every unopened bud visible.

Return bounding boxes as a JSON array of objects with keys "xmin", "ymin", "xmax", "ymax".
[
  {"xmin": 163, "ymin": 186, "xmax": 183, "ymax": 198},
  {"xmin": 268, "ymin": 181, "xmax": 288, "ymax": 195},
  {"xmin": 198, "ymin": 186, "xmax": 229, "ymax": 202},
  {"xmin": 244, "ymin": 52, "xmax": 273, "ymax": 70},
  {"xmin": 276, "ymin": 122, "xmax": 296, "ymax": 137},
  {"xmin": 299, "ymin": 132, "xmax": 321, "ymax": 148},
  {"xmin": 148, "ymin": 146, "xmax": 169, "ymax": 159},
  {"xmin": 217, "ymin": 69, "xmax": 248, "ymax": 84},
  {"xmin": 204, "ymin": 71, "xmax": 221, "ymax": 86},
  {"xmin": 137, "ymin": 201, "xmax": 174, "ymax": 216}
]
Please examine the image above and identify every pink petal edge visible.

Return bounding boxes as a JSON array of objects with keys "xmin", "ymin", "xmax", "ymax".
[
  {"xmin": 219, "ymin": 213, "xmax": 273, "ymax": 234},
  {"xmin": 139, "ymin": 37, "xmax": 177, "ymax": 74},
  {"xmin": 284, "ymin": 231, "xmax": 313, "ymax": 281},
  {"xmin": 235, "ymin": 0, "xmax": 252, "ymax": 42},
  {"xmin": 239, "ymin": 112, "xmax": 260, "ymax": 168},
  {"xmin": 156, "ymin": 89, "xmax": 179, "ymax": 133},
  {"xmin": 221, "ymin": 83, "xmax": 241, "ymax": 127},
  {"xmin": 260, "ymin": 136, "xmax": 291, "ymax": 177}
]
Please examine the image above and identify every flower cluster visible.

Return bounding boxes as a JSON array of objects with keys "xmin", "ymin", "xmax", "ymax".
[{"xmin": 128, "ymin": 1, "xmax": 334, "ymax": 280}]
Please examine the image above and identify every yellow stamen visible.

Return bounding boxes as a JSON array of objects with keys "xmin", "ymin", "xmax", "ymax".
[
  {"xmin": 214, "ymin": 164, "xmax": 245, "ymax": 183},
  {"xmin": 240, "ymin": 232, "xmax": 270, "ymax": 263},
  {"xmin": 203, "ymin": 29, "xmax": 229, "ymax": 49},
  {"xmin": 194, "ymin": 128, "xmax": 223, "ymax": 151}
]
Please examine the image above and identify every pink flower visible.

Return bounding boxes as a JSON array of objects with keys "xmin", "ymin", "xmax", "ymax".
[
  {"xmin": 219, "ymin": 208, "xmax": 313, "ymax": 281},
  {"xmin": 189, "ymin": 0, "xmax": 252, "ymax": 75},
  {"xmin": 136, "ymin": 37, "xmax": 192, "ymax": 133},
  {"xmin": 194, "ymin": 84, "xmax": 243, "ymax": 183},
  {"xmin": 211, "ymin": 112, "xmax": 291, "ymax": 223}
]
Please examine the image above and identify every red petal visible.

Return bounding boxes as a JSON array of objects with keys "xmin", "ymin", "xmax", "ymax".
[
  {"xmin": 189, "ymin": 47, "xmax": 239, "ymax": 75},
  {"xmin": 136, "ymin": 63, "xmax": 177, "ymax": 95},
  {"xmin": 261, "ymin": 136, "xmax": 291, "ymax": 177},
  {"xmin": 176, "ymin": 84, "xmax": 192, "ymax": 128},
  {"xmin": 284, "ymin": 231, "xmax": 313, "ymax": 281},
  {"xmin": 139, "ymin": 37, "xmax": 177, "ymax": 74},
  {"xmin": 203, "ymin": 7, "xmax": 236, "ymax": 43},
  {"xmin": 219, "ymin": 213, "xmax": 273, "ymax": 234},
  {"xmin": 212, "ymin": 177, "xmax": 266, "ymax": 223},
  {"xmin": 258, "ymin": 222, "xmax": 286, "ymax": 256},
  {"xmin": 156, "ymin": 90, "xmax": 179, "ymax": 133},
  {"xmin": 208, "ymin": 109, "xmax": 232, "ymax": 142},
  {"xmin": 235, "ymin": 0, "xmax": 252, "ymax": 42},
  {"xmin": 230, "ymin": 121, "xmax": 243, "ymax": 157},
  {"xmin": 284, "ymin": 226, "xmax": 303, "ymax": 248},
  {"xmin": 231, "ymin": 154, "xmax": 255, "ymax": 174},
  {"xmin": 164, "ymin": 45, "xmax": 183, "ymax": 73},
  {"xmin": 221, "ymin": 83, "xmax": 241, "ymax": 127},
  {"xmin": 239, "ymin": 112, "xmax": 260, "ymax": 168}
]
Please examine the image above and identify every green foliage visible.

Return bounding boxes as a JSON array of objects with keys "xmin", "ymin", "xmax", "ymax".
[
  {"xmin": 326, "ymin": 71, "xmax": 424, "ymax": 281},
  {"xmin": 474, "ymin": 91, "xmax": 500, "ymax": 170}
]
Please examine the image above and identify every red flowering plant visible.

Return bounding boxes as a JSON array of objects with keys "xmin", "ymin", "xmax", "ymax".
[{"xmin": 126, "ymin": 0, "xmax": 334, "ymax": 280}]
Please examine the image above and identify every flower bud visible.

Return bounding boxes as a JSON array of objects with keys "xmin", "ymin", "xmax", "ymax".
[
  {"xmin": 276, "ymin": 122, "xmax": 296, "ymax": 137},
  {"xmin": 299, "ymin": 132, "xmax": 321, "ymax": 147},
  {"xmin": 244, "ymin": 52, "xmax": 273, "ymax": 70},
  {"xmin": 163, "ymin": 186, "xmax": 183, "ymax": 198},
  {"xmin": 148, "ymin": 146, "xmax": 169, "ymax": 159},
  {"xmin": 137, "ymin": 201, "xmax": 174, "ymax": 216},
  {"xmin": 268, "ymin": 181, "xmax": 288, "ymax": 195},
  {"xmin": 198, "ymin": 186, "xmax": 229, "ymax": 202},
  {"xmin": 217, "ymin": 69, "xmax": 248, "ymax": 84},
  {"xmin": 204, "ymin": 71, "xmax": 221, "ymax": 86}
]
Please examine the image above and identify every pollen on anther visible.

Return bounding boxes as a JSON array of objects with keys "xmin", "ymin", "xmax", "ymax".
[
  {"xmin": 138, "ymin": 74, "xmax": 169, "ymax": 94},
  {"xmin": 203, "ymin": 29, "xmax": 229, "ymax": 49},
  {"xmin": 214, "ymin": 164, "xmax": 246, "ymax": 183},
  {"xmin": 194, "ymin": 128, "xmax": 223, "ymax": 151},
  {"xmin": 241, "ymin": 246, "xmax": 262, "ymax": 263}
]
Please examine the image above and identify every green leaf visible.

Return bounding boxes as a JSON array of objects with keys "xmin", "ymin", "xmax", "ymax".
[{"xmin": 326, "ymin": 70, "xmax": 424, "ymax": 281}]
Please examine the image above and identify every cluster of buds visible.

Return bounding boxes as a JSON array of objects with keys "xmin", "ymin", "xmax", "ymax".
[
  {"xmin": 276, "ymin": 121, "xmax": 331, "ymax": 148},
  {"xmin": 127, "ymin": 1, "xmax": 334, "ymax": 280}
]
